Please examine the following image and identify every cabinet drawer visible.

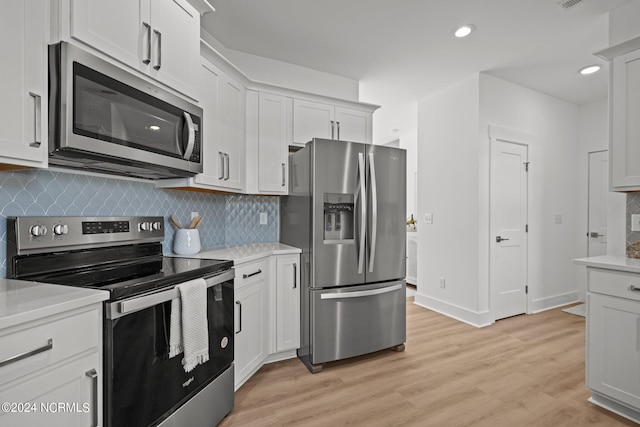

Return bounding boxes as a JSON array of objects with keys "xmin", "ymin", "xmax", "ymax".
[
  {"xmin": 235, "ymin": 259, "xmax": 269, "ymax": 289},
  {"xmin": 0, "ymin": 307, "xmax": 100, "ymax": 386},
  {"xmin": 588, "ymin": 268, "xmax": 640, "ymax": 302}
]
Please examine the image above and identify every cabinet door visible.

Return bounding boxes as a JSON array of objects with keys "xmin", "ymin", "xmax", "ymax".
[
  {"xmin": 0, "ymin": 353, "xmax": 100, "ymax": 427},
  {"xmin": 611, "ymin": 49, "xmax": 640, "ymax": 190},
  {"xmin": 234, "ymin": 281, "xmax": 267, "ymax": 389},
  {"xmin": 220, "ymin": 74, "xmax": 246, "ymax": 191},
  {"xmin": 587, "ymin": 292, "xmax": 640, "ymax": 409},
  {"xmin": 293, "ymin": 99, "xmax": 334, "ymax": 145},
  {"xmin": 148, "ymin": 0, "xmax": 200, "ymax": 98},
  {"xmin": 194, "ymin": 60, "xmax": 224, "ymax": 187},
  {"xmin": 70, "ymin": 0, "xmax": 148, "ymax": 74},
  {"xmin": 0, "ymin": 0, "xmax": 47, "ymax": 167},
  {"xmin": 275, "ymin": 256, "xmax": 300, "ymax": 352},
  {"xmin": 334, "ymin": 107, "xmax": 372, "ymax": 144},
  {"xmin": 258, "ymin": 93, "xmax": 291, "ymax": 194}
]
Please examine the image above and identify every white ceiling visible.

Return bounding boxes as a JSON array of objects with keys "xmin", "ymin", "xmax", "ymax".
[{"xmin": 203, "ymin": 0, "xmax": 634, "ymax": 143}]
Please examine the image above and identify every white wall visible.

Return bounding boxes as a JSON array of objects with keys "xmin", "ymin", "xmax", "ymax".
[
  {"xmin": 415, "ymin": 75, "xmax": 482, "ymax": 325},
  {"xmin": 201, "ymin": 29, "xmax": 360, "ymax": 101},
  {"xmin": 479, "ymin": 74, "xmax": 580, "ymax": 314},
  {"xmin": 415, "ymin": 73, "xmax": 586, "ymax": 326},
  {"xmin": 399, "ymin": 131, "xmax": 418, "ymax": 219}
]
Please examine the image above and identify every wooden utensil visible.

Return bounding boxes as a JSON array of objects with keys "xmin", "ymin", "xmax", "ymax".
[
  {"xmin": 187, "ymin": 215, "xmax": 202, "ymax": 229},
  {"xmin": 169, "ymin": 215, "xmax": 183, "ymax": 229}
]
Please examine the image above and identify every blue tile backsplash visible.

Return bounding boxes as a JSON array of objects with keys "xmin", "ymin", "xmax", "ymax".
[{"xmin": 0, "ymin": 169, "xmax": 279, "ymax": 277}]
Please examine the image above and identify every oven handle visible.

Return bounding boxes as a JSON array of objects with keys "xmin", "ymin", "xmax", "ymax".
[{"xmin": 113, "ymin": 269, "xmax": 234, "ymax": 317}]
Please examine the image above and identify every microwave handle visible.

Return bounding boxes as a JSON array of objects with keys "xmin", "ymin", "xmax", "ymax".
[{"xmin": 182, "ymin": 112, "xmax": 196, "ymax": 160}]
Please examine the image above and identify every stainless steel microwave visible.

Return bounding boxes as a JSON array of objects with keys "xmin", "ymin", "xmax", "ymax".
[{"xmin": 48, "ymin": 42, "xmax": 203, "ymax": 179}]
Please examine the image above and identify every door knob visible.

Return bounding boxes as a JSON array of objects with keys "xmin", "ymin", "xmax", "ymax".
[
  {"xmin": 496, "ymin": 236, "xmax": 509, "ymax": 243},
  {"xmin": 589, "ymin": 232, "xmax": 604, "ymax": 238}
]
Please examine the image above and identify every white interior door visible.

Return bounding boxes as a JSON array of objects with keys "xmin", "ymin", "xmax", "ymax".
[
  {"xmin": 490, "ymin": 131, "xmax": 528, "ymax": 321},
  {"xmin": 588, "ymin": 151, "xmax": 608, "ymax": 257}
]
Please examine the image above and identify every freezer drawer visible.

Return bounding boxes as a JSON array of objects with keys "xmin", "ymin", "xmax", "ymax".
[{"xmin": 310, "ymin": 281, "xmax": 406, "ymax": 365}]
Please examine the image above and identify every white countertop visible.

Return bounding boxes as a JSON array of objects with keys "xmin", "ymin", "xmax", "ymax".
[
  {"xmin": 0, "ymin": 279, "xmax": 109, "ymax": 331},
  {"xmin": 574, "ymin": 255, "xmax": 640, "ymax": 274},
  {"xmin": 185, "ymin": 243, "xmax": 301, "ymax": 265}
]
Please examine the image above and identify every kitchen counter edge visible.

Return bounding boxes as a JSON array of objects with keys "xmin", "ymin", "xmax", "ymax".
[
  {"xmin": 0, "ymin": 280, "xmax": 109, "ymax": 331},
  {"xmin": 183, "ymin": 243, "xmax": 301, "ymax": 265},
  {"xmin": 573, "ymin": 255, "xmax": 640, "ymax": 274}
]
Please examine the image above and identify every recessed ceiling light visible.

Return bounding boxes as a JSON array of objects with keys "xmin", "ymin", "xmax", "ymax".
[
  {"xmin": 454, "ymin": 25, "xmax": 475, "ymax": 38},
  {"xmin": 579, "ymin": 65, "xmax": 601, "ymax": 75},
  {"xmin": 149, "ymin": 125, "xmax": 161, "ymax": 131}
]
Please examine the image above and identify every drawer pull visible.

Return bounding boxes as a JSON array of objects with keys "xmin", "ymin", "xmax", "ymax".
[
  {"xmin": 0, "ymin": 338, "xmax": 53, "ymax": 368},
  {"xmin": 630, "ymin": 285, "xmax": 640, "ymax": 292},
  {"xmin": 86, "ymin": 369, "xmax": 98, "ymax": 427},
  {"xmin": 243, "ymin": 269, "xmax": 262, "ymax": 279}
]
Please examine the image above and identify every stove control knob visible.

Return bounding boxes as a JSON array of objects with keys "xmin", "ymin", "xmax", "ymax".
[
  {"xmin": 30, "ymin": 224, "xmax": 48, "ymax": 237},
  {"xmin": 152, "ymin": 221, "xmax": 162, "ymax": 231},
  {"xmin": 139, "ymin": 222, "xmax": 151, "ymax": 231},
  {"xmin": 53, "ymin": 224, "xmax": 68, "ymax": 236}
]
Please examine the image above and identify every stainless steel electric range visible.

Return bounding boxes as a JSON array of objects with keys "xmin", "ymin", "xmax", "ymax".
[{"xmin": 6, "ymin": 216, "xmax": 235, "ymax": 427}]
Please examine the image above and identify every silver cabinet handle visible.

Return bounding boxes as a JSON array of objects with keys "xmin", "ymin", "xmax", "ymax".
[
  {"xmin": 336, "ymin": 121, "xmax": 340, "ymax": 140},
  {"xmin": 85, "ymin": 369, "xmax": 98, "ymax": 427},
  {"xmin": 357, "ymin": 152, "xmax": 366, "ymax": 274},
  {"xmin": 0, "ymin": 338, "xmax": 53, "ymax": 368},
  {"xmin": 630, "ymin": 285, "xmax": 640, "ymax": 292},
  {"xmin": 293, "ymin": 263, "xmax": 297, "ymax": 289},
  {"xmin": 182, "ymin": 112, "xmax": 195, "ymax": 160},
  {"xmin": 321, "ymin": 283, "xmax": 403, "ymax": 300},
  {"xmin": 368, "ymin": 152, "xmax": 377, "ymax": 273},
  {"xmin": 218, "ymin": 152, "xmax": 225, "ymax": 179},
  {"xmin": 235, "ymin": 301, "xmax": 242, "ymax": 334},
  {"xmin": 282, "ymin": 163, "xmax": 286, "ymax": 187},
  {"xmin": 153, "ymin": 29, "xmax": 162, "ymax": 70},
  {"xmin": 330, "ymin": 120, "xmax": 335, "ymax": 139},
  {"xmin": 28, "ymin": 92, "xmax": 41, "ymax": 148},
  {"xmin": 496, "ymin": 236, "xmax": 509, "ymax": 243},
  {"xmin": 142, "ymin": 22, "xmax": 152, "ymax": 64},
  {"xmin": 225, "ymin": 153, "xmax": 230, "ymax": 180},
  {"xmin": 242, "ymin": 269, "xmax": 262, "ymax": 279}
]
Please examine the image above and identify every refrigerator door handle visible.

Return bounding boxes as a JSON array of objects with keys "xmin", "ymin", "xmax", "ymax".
[
  {"xmin": 368, "ymin": 152, "xmax": 378, "ymax": 273},
  {"xmin": 357, "ymin": 152, "xmax": 366, "ymax": 275},
  {"xmin": 320, "ymin": 283, "xmax": 403, "ymax": 300}
]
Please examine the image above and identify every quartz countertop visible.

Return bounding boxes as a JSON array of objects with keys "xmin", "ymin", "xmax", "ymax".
[
  {"xmin": 0, "ymin": 280, "xmax": 109, "ymax": 331},
  {"xmin": 185, "ymin": 243, "xmax": 301, "ymax": 265},
  {"xmin": 573, "ymin": 255, "xmax": 640, "ymax": 274}
]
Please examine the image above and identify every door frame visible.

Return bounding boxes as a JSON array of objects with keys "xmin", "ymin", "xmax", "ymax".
[
  {"xmin": 586, "ymin": 150, "xmax": 608, "ymax": 257},
  {"xmin": 489, "ymin": 126, "xmax": 531, "ymax": 321}
]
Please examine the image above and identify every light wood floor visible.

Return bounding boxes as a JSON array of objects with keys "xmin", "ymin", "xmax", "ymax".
[{"xmin": 219, "ymin": 299, "xmax": 636, "ymax": 426}]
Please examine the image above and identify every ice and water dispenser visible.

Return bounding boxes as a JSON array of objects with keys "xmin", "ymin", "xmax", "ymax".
[{"xmin": 323, "ymin": 193, "xmax": 354, "ymax": 243}]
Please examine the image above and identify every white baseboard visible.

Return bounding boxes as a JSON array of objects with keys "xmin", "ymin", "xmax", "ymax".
[
  {"xmin": 414, "ymin": 293, "xmax": 493, "ymax": 328},
  {"xmin": 529, "ymin": 291, "xmax": 579, "ymax": 314}
]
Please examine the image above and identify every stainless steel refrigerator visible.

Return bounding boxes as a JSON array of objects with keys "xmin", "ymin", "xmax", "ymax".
[{"xmin": 281, "ymin": 138, "xmax": 406, "ymax": 373}]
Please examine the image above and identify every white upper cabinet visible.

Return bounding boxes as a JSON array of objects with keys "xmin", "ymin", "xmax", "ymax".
[
  {"xmin": 0, "ymin": 0, "xmax": 48, "ymax": 168},
  {"xmin": 596, "ymin": 36, "xmax": 640, "ymax": 191},
  {"xmin": 293, "ymin": 99, "xmax": 373, "ymax": 146},
  {"xmin": 220, "ymin": 73, "xmax": 246, "ymax": 190},
  {"xmin": 69, "ymin": 0, "xmax": 200, "ymax": 100},
  {"xmin": 246, "ymin": 91, "xmax": 292, "ymax": 195}
]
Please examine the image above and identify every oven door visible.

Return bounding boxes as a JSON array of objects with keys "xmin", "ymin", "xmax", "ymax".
[
  {"xmin": 104, "ymin": 270, "xmax": 234, "ymax": 427},
  {"xmin": 49, "ymin": 42, "xmax": 202, "ymax": 178}
]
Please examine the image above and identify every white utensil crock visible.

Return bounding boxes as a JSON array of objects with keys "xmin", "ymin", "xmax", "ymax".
[{"xmin": 173, "ymin": 229, "xmax": 201, "ymax": 255}]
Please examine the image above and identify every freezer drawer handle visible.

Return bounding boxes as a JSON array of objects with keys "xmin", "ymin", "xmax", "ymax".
[
  {"xmin": 320, "ymin": 283, "xmax": 403, "ymax": 300},
  {"xmin": 242, "ymin": 269, "xmax": 262, "ymax": 279},
  {"xmin": 0, "ymin": 338, "xmax": 53, "ymax": 368}
]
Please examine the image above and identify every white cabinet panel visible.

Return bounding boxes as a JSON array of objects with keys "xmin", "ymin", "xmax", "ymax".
[
  {"xmin": 334, "ymin": 106, "xmax": 372, "ymax": 144},
  {"xmin": 220, "ymin": 74, "xmax": 246, "ymax": 190},
  {"xmin": 275, "ymin": 255, "xmax": 300, "ymax": 352},
  {"xmin": 0, "ymin": 0, "xmax": 47, "ymax": 167},
  {"xmin": 293, "ymin": 99, "xmax": 334, "ymax": 144},
  {"xmin": 258, "ymin": 93, "xmax": 291, "ymax": 194},
  {"xmin": 234, "ymin": 279, "xmax": 267, "ymax": 390}
]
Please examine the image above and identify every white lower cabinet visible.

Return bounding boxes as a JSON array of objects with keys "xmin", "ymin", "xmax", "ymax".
[
  {"xmin": 586, "ymin": 267, "xmax": 640, "ymax": 421},
  {"xmin": 231, "ymin": 251, "xmax": 301, "ymax": 390},
  {"xmin": 0, "ymin": 304, "xmax": 103, "ymax": 427},
  {"xmin": 275, "ymin": 255, "xmax": 300, "ymax": 353}
]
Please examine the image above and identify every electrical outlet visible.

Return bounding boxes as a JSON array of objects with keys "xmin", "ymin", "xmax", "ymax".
[
  {"xmin": 259, "ymin": 212, "xmax": 268, "ymax": 225},
  {"xmin": 632, "ymin": 214, "xmax": 640, "ymax": 232},
  {"xmin": 425, "ymin": 213, "xmax": 433, "ymax": 224},
  {"xmin": 439, "ymin": 277, "xmax": 446, "ymax": 288}
]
